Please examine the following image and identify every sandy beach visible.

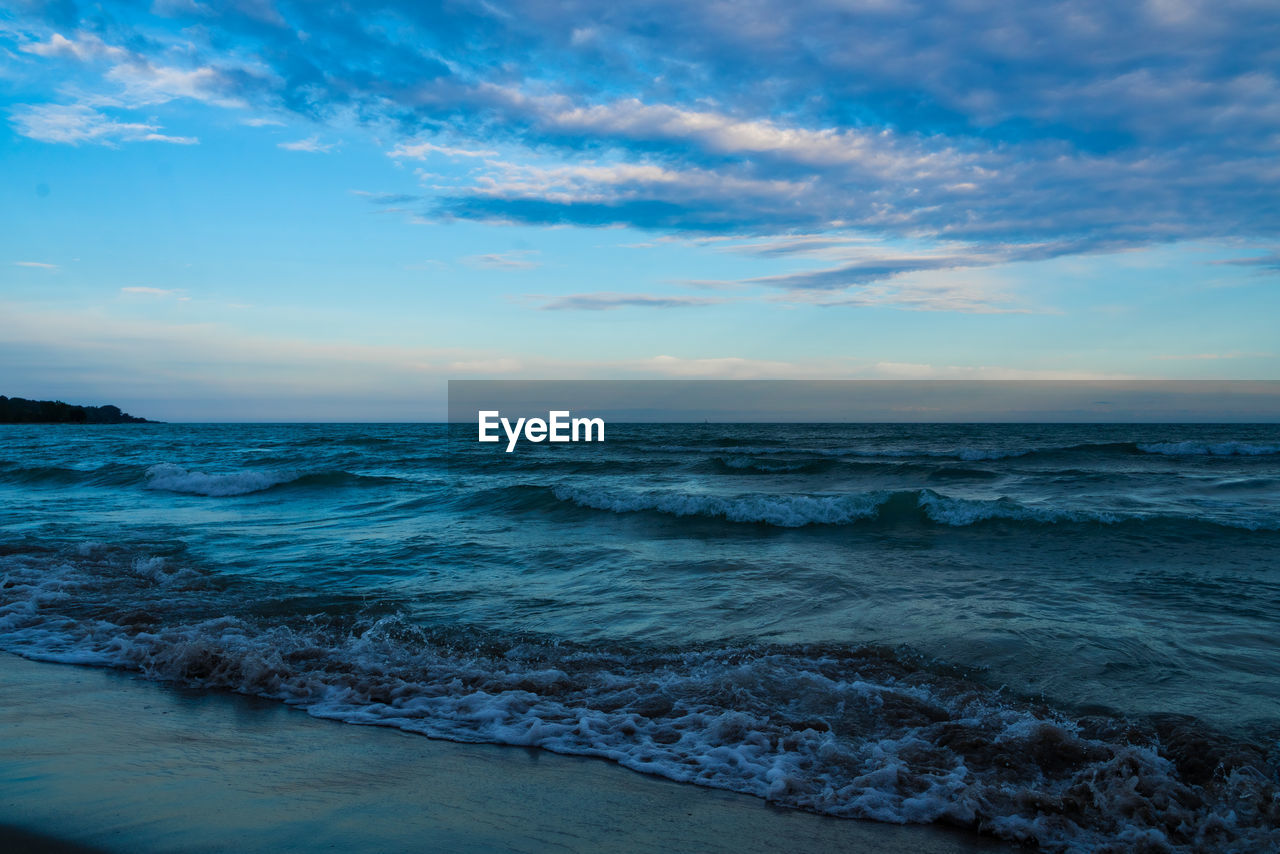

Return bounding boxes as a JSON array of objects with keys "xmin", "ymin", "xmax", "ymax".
[{"xmin": 0, "ymin": 653, "xmax": 1012, "ymax": 853}]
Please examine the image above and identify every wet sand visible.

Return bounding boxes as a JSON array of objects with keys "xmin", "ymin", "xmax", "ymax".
[{"xmin": 0, "ymin": 653, "xmax": 1014, "ymax": 853}]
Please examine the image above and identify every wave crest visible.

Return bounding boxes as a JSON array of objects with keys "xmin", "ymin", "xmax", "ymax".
[
  {"xmin": 1137, "ymin": 441, "xmax": 1280, "ymax": 456},
  {"xmin": 145, "ymin": 463, "xmax": 296, "ymax": 496},
  {"xmin": 551, "ymin": 485, "xmax": 1117, "ymax": 528},
  {"xmin": 552, "ymin": 485, "xmax": 887, "ymax": 527}
]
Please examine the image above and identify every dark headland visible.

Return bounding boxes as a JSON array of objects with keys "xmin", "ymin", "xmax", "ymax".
[{"xmin": 0, "ymin": 396, "xmax": 153, "ymax": 424}]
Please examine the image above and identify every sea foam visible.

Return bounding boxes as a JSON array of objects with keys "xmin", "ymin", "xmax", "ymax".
[
  {"xmin": 551, "ymin": 485, "xmax": 1120, "ymax": 528},
  {"xmin": 1, "ymin": 548, "xmax": 1276, "ymax": 854},
  {"xmin": 145, "ymin": 463, "xmax": 296, "ymax": 496}
]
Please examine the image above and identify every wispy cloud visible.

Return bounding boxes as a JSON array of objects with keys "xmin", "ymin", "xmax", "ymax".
[
  {"xmin": 771, "ymin": 288, "xmax": 1030, "ymax": 314},
  {"xmin": 120, "ymin": 286, "xmax": 188, "ymax": 300},
  {"xmin": 859, "ymin": 362, "xmax": 1127, "ymax": 380},
  {"xmin": 635, "ymin": 355, "xmax": 805, "ymax": 378},
  {"xmin": 535, "ymin": 292, "xmax": 727, "ymax": 310},
  {"xmin": 388, "ymin": 140, "xmax": 498, "ymax": 159},
  {"xmin": 10, "ymin": 104, "xmax": 197, "ymax": 146},
  {"xmin": 716, "ymin": 235, "xmax": 880, "ymax": 259},
  {"xmin": 686, "ymin": 239, "xmax": 1129, "ymax": 303},
  {"xmin": 14, "ymin": 261, "xmax": 59, "ymax": 269},
  {"xmin": 104, "ymin": 60, "xmax": 248, "ymax": 109},
  {"xmin": 745, "ymin": 255, "xmax": 986, "ymax": 292},
  {"xmin": 1214, "ymin": 251, "xmax": 1280, "ymax": 271},
  {"xmin": 13, "ymin": 29, "xmax": 260, "ymax": 146},
  {"xmin": 278, "ymin": 136, "xmax": 337, "ymax": 153},
  {"xmin": 20, "ymin": 32, "xmax": 126, "ymax": 62},
  {"xmin": 462, "ymin": 251, "xmax": 540, "ymax": 270},
  {"xmin": 351, "ymin": 190, "xmax": 421, "ymax": 205},
  {"xmin": 1154, "ymin": 351, "xmax": 1274, "ymax": 360}
]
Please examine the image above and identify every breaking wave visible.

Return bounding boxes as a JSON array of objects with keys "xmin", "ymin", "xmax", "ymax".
[
  {"xmin": 0, "ymin": 548, "xmax": 1275, "ymax": 854},
  {"xmin": 543, "ymin": 485, "xmax": 1277, "ymax": 531},
  {"xmin": 145, "ymin": 463, "xmax": 298, "ymax": 496}
]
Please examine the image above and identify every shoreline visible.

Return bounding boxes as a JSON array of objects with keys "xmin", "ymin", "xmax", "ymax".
[{"xmin": 0, "ymin": 652, "xmax": 1013, "ymax": 853}]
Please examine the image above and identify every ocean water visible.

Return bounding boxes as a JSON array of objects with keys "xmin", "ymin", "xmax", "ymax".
[{"xmin": 1, "ymin": 422, "xmax": 1278, "ymax": 852}]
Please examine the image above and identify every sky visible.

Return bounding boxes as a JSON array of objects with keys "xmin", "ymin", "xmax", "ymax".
[{"xmin": 1, "ymin": 0, "xmax": 1278, "ymax": 420}]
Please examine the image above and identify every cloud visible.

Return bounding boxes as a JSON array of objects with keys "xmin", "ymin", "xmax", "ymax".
[
  {"xmin": 14, "ymin": 261, "xmax": 59, "ymax": 269},
  {"xmin": 445, "ymin": 357, "xmax": 525, "ymax": 373},
  {"xmin": 278, "ymin": 136, "xmax": 337, "ymax": 153},
  {"xmin": 718, "ymin": 235, "xmax": 880, "ymax": 259},
  {"xmin": 636, "ymin": 355, "xmax": 806, "ymax": 378},
  {"xmin": 388, "ymin": 140, "xmax": 498, "ymax": 159},
  {"xmin": 746, "ymin": 255, "xmax": 985, "ymax": 292},
  {"xmin": 7, "ymin": 0, "xmax": 1280, "ymax": 291},
  {"xmin": 0, "ymin": 297, "xmax": 1156, "ymax": 419},
  {"xmin": 104, "ymin": 60, "xmax": 249, "ymax": 109},
  {"xmin": 13, "ymin": 26, "xmax": 272, "ymax": 145},
  {"xmin": 121, "ymin": 286, "xmax": 187, "ymax": 299},
  {"xmin": 1214, "ymin": 251, "xmax": 1280, "ymax": 271},
  {"xmin": 772, "ymin": 286, "xmax": 1029, "ymax": 314},
  {"xmin": 9, "ymin": 104, "xmax": 198, "ymax": 146},
  {"xmin": 682, "ymin": 241, "xmax": 1097, "ymax": 305},
  {"xmin": 351, "ymin": 190, "xmax": 421, "ymax": 205},
  {"xmin": 860, "ymin": 362, "xmax": 1126, "ymax": 380},
  {"xmin": 0, "ymin": 300, "xmax": 471, "ymax": 419},
  {"xmin": 1154, "ymin": 351, "xmax": 1274, "ymax": 360},
  {"xmin": 535, "ymin": 292, "xmax": 727, "ymax": 310},
  {"xmin": 151, "ymin": 0, "xmax": 213, "ymax": 18},
  {"xmin": 461, "ymin": 251, "xmax": 540, "ymax": 270},
  {"xmin": 20, "ymin": 32, "xmax": 127, "ymax": 62}
]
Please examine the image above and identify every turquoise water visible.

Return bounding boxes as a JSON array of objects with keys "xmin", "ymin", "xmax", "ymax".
[{"xmin": 1, "ymin": 423, "xmax": 1278, "ymax": 851}]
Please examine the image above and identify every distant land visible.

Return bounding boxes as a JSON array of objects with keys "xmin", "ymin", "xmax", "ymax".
[{"xmin": 0, "ymin": 396, "xmax": 154, "ymax": 424}]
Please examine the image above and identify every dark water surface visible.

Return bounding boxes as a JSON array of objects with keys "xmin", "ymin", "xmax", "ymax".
[{"xmin": 2, "ymin": 423, "xmax": 1277, "ymax": 852}]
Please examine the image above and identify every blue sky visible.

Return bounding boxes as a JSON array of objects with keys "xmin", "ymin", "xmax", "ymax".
[{"xmin": 1, "ymin": 0, "xmax": 1277, "ymax": 420}]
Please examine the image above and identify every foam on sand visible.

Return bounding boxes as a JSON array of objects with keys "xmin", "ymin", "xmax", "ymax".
[
  {"xmin": 0, "ymin": 652, "xmax": 1002, "ymax": 854},
  {"xmin": 2, "ymin": 550, "xmax": 1275, "ymax": 853}
]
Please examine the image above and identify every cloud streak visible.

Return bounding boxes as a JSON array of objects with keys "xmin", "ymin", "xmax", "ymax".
[
  {"xmin": 535, "ymin": 292, "xmax": 727, "ymax": 310},
  {"xmin": 462, "ymin": 251, "xmax": 540, "ymax": 270}
]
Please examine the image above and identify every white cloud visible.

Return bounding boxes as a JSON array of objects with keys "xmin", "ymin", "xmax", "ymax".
[
  {"xmin": 20, "ymin": 33, "xmax": 128, "ymax": 62},
  {"xmin": 21, "ymin": 30, "xmax": 250, "ymax": 109},
  {"xmin": 14, "ymin": 261, "xmax": 59, "ymax": 269},
  {"xmin": 121, "ymin": 286, "xmax": 188, "ymax": 300},
  {"xmin": 457, "ymin": 157, "xmax": 806, "ymax": 211},
  {"xmin": 15, "ymin": 28, "xmax": 265, "ymax": 148},
  {"xmin": 485, "ymin": 89, "xmax": 977, "ymax": 181},
  {"xmin": 278, "ymin": 136, "xmax": 337, "ymax": 153},
  {"xmin": 10, "ymin": 104, "xmax": 198, "ymax": 146},
  {"xmin": 388, "ymin": 140, "xmax": 498, "ymax": 159},
  {"xmin": 106, "ymin": 61, "xmax": 247, "ymax": 108}
]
